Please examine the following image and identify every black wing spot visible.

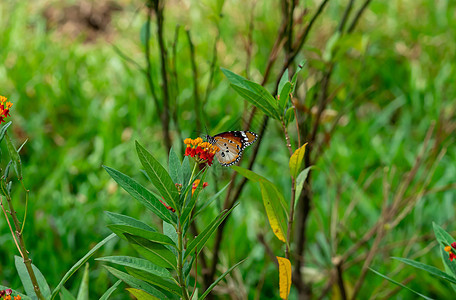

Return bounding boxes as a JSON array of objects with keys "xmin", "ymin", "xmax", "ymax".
[
  {"xmin": 226, "ymin": 150, "xmax": 229, "ymax": 153},
  {"xmin": 221, "ymin": 152, "xmax": 225, "ymax": 157}
]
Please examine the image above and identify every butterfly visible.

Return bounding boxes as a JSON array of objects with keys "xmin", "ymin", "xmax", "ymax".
[{"xmin": 205, "ymin": 131, "xmax": 258, "ymax": 166}]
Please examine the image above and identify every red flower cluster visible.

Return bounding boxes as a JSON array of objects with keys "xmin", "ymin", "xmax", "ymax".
[
  {"xmin": 0, "ymin": 289, "xmax": 20, "ymax": 300},
  {"xmin": 184, "ymin": 137, "xmax": 220, "ymax": 166},
  {"xmin": 444, "ymin": 242, "xmax": 456, "ymax": 261},
  {"xmin": 0, "ymin": 96, "xmax": 13, "ymax": 125}
]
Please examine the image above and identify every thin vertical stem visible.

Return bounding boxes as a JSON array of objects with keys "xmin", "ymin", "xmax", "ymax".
[
  {"xmin": 152, "ymin": 0, "xmax": 172, "ymax": 152},
  {"xmin": 2, "ymin": 193, "xmax": 45, "ymax": 300},
  {"xmin": 177, "ymin": 219, "xmax": 190, "ymax": 300}
]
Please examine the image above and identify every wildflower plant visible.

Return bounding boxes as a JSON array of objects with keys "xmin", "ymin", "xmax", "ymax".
[
  {"xmin": 100, "ymin": 140, "xmax": 242, "ymax": 299},
  {"xmin": 0, "ymin": 97, "xmax": 117, "ymax": 300},
  {"xmin": 371, "ymin": 223, "xmax": 456, "ymax": 299}
]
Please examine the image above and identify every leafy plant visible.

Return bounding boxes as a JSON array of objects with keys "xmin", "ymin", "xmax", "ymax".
[
  {"xmin": 100, "ymin": 141, "xmax": 243, "ymax": 299},
  {"xmin": 371, "ymin": 223, "xmax": 456, "ymax": 299}
]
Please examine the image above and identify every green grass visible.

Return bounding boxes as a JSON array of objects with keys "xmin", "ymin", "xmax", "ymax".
[{"xmin": 1, "ymin": 0, "xmax": 456, "ymax": 298}]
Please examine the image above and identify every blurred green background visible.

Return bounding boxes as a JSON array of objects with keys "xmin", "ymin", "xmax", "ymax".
[{"xmin": 1, "ymin": 0, "xmax": 455, "ymax": 298}]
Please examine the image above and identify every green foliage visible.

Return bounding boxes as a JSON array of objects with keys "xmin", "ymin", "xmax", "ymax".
[
  {"xmin": 1, "ymin": 0, "xmax": 456, "ymax": 298},
  {"xmin": 101, "ymin": 141, "xmax": 240, "ymax": 298}
]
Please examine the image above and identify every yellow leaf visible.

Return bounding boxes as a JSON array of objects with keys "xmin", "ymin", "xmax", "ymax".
[
  {"xmin": 277, "ymin": 256, "xmax": 292, "ymax": 299},
  {"xmin": 126, "ymin": 288, "xmax": 159, "ymax": 300},
  {"xmin": 289, "ymin": 143, "xmax": 308, "ymax": 179},
  {"xmin": 260, "ymin": 180, "xmax": 287, "ymax": 242}
]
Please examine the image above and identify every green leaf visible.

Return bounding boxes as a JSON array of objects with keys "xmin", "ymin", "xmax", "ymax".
[
  {"xmin": 221, "ymin": 68, "xmax": 280, "ymax": 119},
  {"xmin": 183, "ymin": 255, "xmax": 195, "ymax": 281},
  {"xmin": 441, "ymin": 247, "xmax": 456, "ymax": 287},
  {"xmin": 5, "ymin": 133, "xmax": 22, "ymax": 180},
  {"xmin": 289, "ymin": 143, "xmax": 308, "ymax": 179},
  {"xmin": 393, "ymin": 257, "xmax": 456, "ymax": 284},
  {"xmin": 285, "ymin": 107, "xmax": 295, "ymax": 126},
  {"xmin": 103, "ymin": 166, "xmax": 175, "ymax": 224},
  {"xmin": 323, "ymin": 32, "xmax": 341, "ymax": 62},
  {"xmin": 163, "ymin": 221, "xmax": 178, "ymax": 247},
  {"xmin": 433, "ymin": 222, "xmax": 455, "ymax": 247},
  {"xmin": 96, "ymin": 256, "xmax": 171, "ymax": 278},
  {"xmin": 291, "ymin": 60, "xmax": 306, "ymax": 93},
  {"xmin": 199, "ymin": 259, "xmax": 247, "ymax": 299},
  {"xmin": 0, "ymin": 121, "xmax": 12, "ymax": 143},
  {"xmin": 278, "ymin": 82, "xmax": 291, "ymax": 113},
  {"xmin": 59, "ymin": 287, "xmax": 76, "ymax": 300},
  {"xmin": 125, "ymin": 267, "xmax": 181, "ymax": 296},
  {"xmin": 259, "ymin": 180, "xmax": 288, "ymax": 243},
  {"xmin": 278, "ymin": 69, "xmax": 289, "ymax": 96},
  {"xmin": 168, "ymin": 147, "xmax": 183, "ymax": 185},
  {"xmin": 108, "ymin": 224, "xmax": 177, "ymax": 248},
  {"xmin": 99, "ymin": 280, "xmax": 122, "ymax": 300},
  {"xmin": 369, "ymin": 268, "xmax": 434, "ymax": 300},
  {"xmin": 104, "ymin": 266, "xmax": 166, "ymax": 299},
  {"xmin": 230, "ymin": 166, "xmax": 263, "ymax": 182},
  {"xmin": 76, "ymin": 263, "xmax": 89, "ymax": 300},
  {"xmin": 295, "ymin": 167, "xmax": 312, "ymax": 205},
  {"xmin": 15, "ymin": 256, "xmax": 52, "ymax": 300},
  {"xmin": 105, "ymin": 211, "xmax": 157, "ymax": 232},
  {"xmin": 125, "ymin": 234, "xmax": 177, "ymax": 270},
  {"xmin": 136, "ymin": 141, "xmax": 179, "ymax": 212},
  {"xmin": 126, "ymin": 288, "xmax": 159, "ymax": 300},
  {"xmin": 184, "ymin": 204, "xmax": 238, "ymax": 261},
  {"xmin": 51, "ymin": 233, "xmax": 118, "ymax": 300}
]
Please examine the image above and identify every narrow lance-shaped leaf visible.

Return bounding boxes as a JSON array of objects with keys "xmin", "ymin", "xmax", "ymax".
[
  {"xmin": 125, "ymin": 267, "xmax": 181, "ymax": 296},
  {"xmin": 76, "ymin": 263, "xmax": 89, "ymax": 300},
  {"xmin": 289, "ymin": 143, "xmax": 308, "ymax": 179},
  {"xmin": 278, "ymin": 69, "xmax": 289, "ymax": 96},
  {"xmin": 168, "ymin": 147, "xmax": 183, "ymax": 185},
  {"xmin": 99, "ymin": 280, "xmax": 122, "ymax": 300},
  {"xmin": 278, "ymin": 82, "xmax": 291, "ymax": 113},
  {"xmin": 15, "ymin": 256, "xmax": 51, "ymax": 300},
  {"xmin": 51, "ymin": 233, "xmax": 118, "ymax": 300},
  {"xmin": 0, "ymin": 121, "xmax": 12, "ymax": 143},
  {"xmin": 125, "ymin": 234, "xmax": 177, "ymax": 270},
  {"xmin": 221, "ymin": 68, "xmax": 280, "ymax": 120},
  {"xmin": 277, "ymin": 257, "xmax": 292, "ymax": 300},
  {"xmin": 184, "ymin": 204, "xmax": 238, "ymax": 261},
  {"xmin": 5, "ymin": 133, "xmax": 22, "ymax": 180},
  {"xmin": 369, "ymin": 268, "xmax": 434, "ymax": 300},
  {"xmin": 106, "ymin": 211, "xmax": 157, "ymax": 232},
  {"xmin": 392, "ymin": 257, "xmax": 456, "ymax": 284},
  {"xmin": 291, "ymin": 60, "xmax": 306, "ymax": 93},
  {"xmin": 96, "ymin": 256, "xmax": 171, "ymax": 278},
  {"xmin": 433, "ymin": 222, "xmax": 455, "ymax": 247},
  {"xmin": 103, "ymin": 166, "xmax": 175, "ymax": 224},
  {"xmin": 259, "ymin": 180, "xmax": 287, "ymax": 243},
  {"xmin": 136, "ymin": 141, "xmax": 179, "ymax": 211},
  {"xmin": 104, "ymin": 266, "xmax": 166, "ymax": 299},
  {"xmin": 126, "ymin": 288, "xmax": 159, "ymax": 300},
  {"xmin": 108, "ymin": 224, "xmax": 177, "ymax": 248}
]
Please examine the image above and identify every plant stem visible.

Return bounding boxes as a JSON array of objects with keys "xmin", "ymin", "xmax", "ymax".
[
  {"xmin": 177, "ymin": 219, "xmax": 190, "ymax": 300},
  {"xmin": 2, "ymin": 193, "xmax": 45, "ymax": 300},
  {"xmin": 282, "ymin": 120, "xmax": 296, "ymax": 260}
]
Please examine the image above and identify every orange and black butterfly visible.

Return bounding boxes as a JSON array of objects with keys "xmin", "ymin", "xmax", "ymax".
[{"xmin": 205, "ymin": 131, "xmax": 258, "ymax": 166}]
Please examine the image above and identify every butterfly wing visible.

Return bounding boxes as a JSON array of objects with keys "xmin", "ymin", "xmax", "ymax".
[
  {"xmin": 214, "ymin": 131, "xmax": 258, "ymax": 148},
  {"xmin": 208, "ymin": 131, "xmax": 258, "ymax": 166},
  {"xmin": 213, "ymin": 136, "xmax": 244, "ymax": 166}
]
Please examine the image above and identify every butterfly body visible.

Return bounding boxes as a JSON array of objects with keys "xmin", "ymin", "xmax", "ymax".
[{"xmin": 206, "ymin": 131, "xmax": 258, "ymax": 166}]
